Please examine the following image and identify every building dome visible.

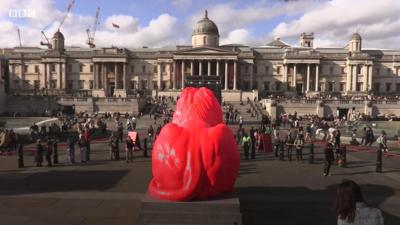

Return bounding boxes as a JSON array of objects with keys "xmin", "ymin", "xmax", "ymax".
[
  {"xmin": 52, "ymin": 29, "xmax": 65, "ymax": 51},
  {"xmin": 352, "ymin": 33, "xmax": 361, "ymax": 40},
  {"xmin": 192, "ymin": 10, "xmax": 219, "ymax": 48},
  {"xmin": 53, "ymin": 30, "xmax": 65, "ymax": 39},
  {"xmin": 192, "ymin": 11, "xmax": 219, "ymax": 36}
]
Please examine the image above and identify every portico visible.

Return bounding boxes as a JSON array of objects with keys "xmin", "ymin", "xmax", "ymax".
[{"xmin": 283, "ymin": 60, "xmax": 320, "ymax": 94}]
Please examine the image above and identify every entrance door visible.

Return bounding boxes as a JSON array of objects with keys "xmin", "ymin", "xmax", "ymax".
[
  {"xmin": 296, "ymin": 83, "xmax": 303, "ymax": 95},
  {"xmin": 109, "ymin": 82, "xmax": 115, "ymax": 97}
]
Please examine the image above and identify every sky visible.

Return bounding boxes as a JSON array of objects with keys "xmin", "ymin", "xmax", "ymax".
[{"xmin": 0, "ymin": 0, "xmax": 400, "ymax": 49}]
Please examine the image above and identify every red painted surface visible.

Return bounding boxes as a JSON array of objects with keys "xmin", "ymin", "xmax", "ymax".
[{"xmin": 148, "ymin": 87, "xmax": 240, "ymax": 201}]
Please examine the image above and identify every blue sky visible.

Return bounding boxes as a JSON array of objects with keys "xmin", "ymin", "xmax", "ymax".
[{"xmin": 1, "ymin": 0, "xmax": 400, "ymax": 49}]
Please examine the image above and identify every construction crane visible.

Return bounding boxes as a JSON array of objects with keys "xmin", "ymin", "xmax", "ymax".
[
  {"xmin": 16, "ymin": 27, "xmax": 22, "ymax": 47},
  {"xmin": 86, "ymin": 7, "xmax": 100, "ymax": 48},
  {"xmin": 40, "ymin": 0, "xmax": 75, "ymax": 48}
]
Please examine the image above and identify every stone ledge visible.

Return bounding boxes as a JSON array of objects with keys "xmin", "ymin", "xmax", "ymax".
[{"xmin": 137, "ymin": 193, "xmax": 242, "ymax": 225}]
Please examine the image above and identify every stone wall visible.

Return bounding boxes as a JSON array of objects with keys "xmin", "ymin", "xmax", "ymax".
[
  {"xmin": 58, "ymin": 97, "xmax": 143, "ymax": 114},
  {"xmin": 261, "ymin": 99, "xmax": 400, "ymax": 119},
  {"xmin": 2, "ymin": 96, "xmax": 59, "ymax": 116}
]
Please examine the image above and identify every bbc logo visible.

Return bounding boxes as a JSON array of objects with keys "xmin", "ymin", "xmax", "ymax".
[{"xmin": 9, "ymin": 9, "xmax": 37, "ymax": 18}]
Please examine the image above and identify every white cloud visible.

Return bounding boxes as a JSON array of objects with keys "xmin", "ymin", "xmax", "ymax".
[
  {"xmin": 271, "ymin": 0, "xmax": 400, "ymax": 48},
  {"xmin": 104, "ymin": 14, "xmax": 139, "ymax": 32},
  {"xmin": 221, "ymin": 29, "xmax": 258, "ymax": 46},
  {"xmin": 0, "ymin": 0, "xmax": 181, "ymax": 48}
]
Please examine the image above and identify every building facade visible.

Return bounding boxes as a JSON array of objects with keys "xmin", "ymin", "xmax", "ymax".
[{"xmin": 2, "ymin": 11, "xmax": 400, "ymax": 100}]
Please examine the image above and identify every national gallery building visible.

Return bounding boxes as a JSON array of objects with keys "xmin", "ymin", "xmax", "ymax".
[{"xmin": 1, "ymin": 11, "xmax": 400, "ymax": 100}]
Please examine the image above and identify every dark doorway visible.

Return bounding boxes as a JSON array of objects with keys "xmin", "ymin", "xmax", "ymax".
[
  {"xmin": 296, "ymin": 83, "xmax": 303, "ymax": 95},
  {"xmin": 337, "ymin": 108, "xmax": 349, "ymax": 118},
  {"xmin": 186, "ymin": 75, "xmax": 221, "ymax": 103}
]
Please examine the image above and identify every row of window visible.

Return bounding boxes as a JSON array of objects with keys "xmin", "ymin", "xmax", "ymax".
[{"xmin": 16, "ymin": 63, "xmax": 400, "ymax": 77}]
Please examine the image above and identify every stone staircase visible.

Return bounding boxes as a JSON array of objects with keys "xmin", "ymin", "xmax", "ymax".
[{"xmin": 224, "ymin": 101, "xmax": 261, "ymax": 124}]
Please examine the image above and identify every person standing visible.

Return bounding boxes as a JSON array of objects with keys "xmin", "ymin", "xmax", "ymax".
[
  {"xmin": 286, "ymin": 132, "xmax": 295, "ymax": 161},
  {"xmin": 241, "ymin": 133, "xmax": 251, "ymax": 160},
  {"xmin": 376, "ymin": 130, "xmax": 388, "ymax": 173},
  {"xmin": 82, "ymin": 129, "xmax": 91, "ymax": 161},
  {"xmin": 360, "ymin": 127, "xmax": 367, "ymax": 145},
  {"xmin": 35, "ymin": 139, "xmax": 44, "ymax": 167},
  {"xmin": 294, "ymin": 132, "xmax": 304, "ymax": 162},
  {"xmin": 335, "ymin": 180, "xmax": 385, "ymax": 225},
  {"xmin": 324, "ymin": 141, "xmax": 335, "ymax": 176},
  {"xmin": 67, "ymin": 133, "xmax": 76, "ymax": 164},
  {"xmin": 117, "ymin": 122, "xmax": 124, "ymax": 143},
  {"xmin": 78, "ymin": 135, "xmax": 87, "ymax": 163},
  {"xmin": 148, "ymin": 125, "xmax": 154, "ymax": 142},
  {"xmin": 239, "ymin": 116, "xmax": 244, "ymax": 130},
  {"xmin": 249, "ymin": 127, "xmax": 256, "ymax": 159}
]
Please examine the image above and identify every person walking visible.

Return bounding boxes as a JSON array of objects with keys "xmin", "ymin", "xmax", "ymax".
[
  {"xmin": 35, "ymin": 139, "xmax": 44, "ymax": 167},
  {"xmin": 45, "ymin": 141, "xmax": 53, "ymax": 167},
  {"xmin": 324, "ymin": 141, "xmax": 335, "ymax": 176},
  {"xmin": 17, "ymin": 144, "xmax": 24, "ymax": 168},
  {"xmin": 78, "ymin": 135, "xmax": 87, "ymax": 163},
  {"xmin": 125, "ymin": 135, "xmax": 134, "ymax": 163},
  {"xmin": 335, "ymin": 180, "xmax": 385, "ymax": 225},
  {"xmin": 110, "ymin": 132, "xmax": 119, "ymax": 160},
  {"xmin": 53, "ymin": 139, "xmax": 59, "ymax": 164},
  {"xmin": 249, "ymin": 127, "xmax": 256, "ymax": 159},
  {"xmin": 286, "ymin": 132, "xmax": 295, "ymax": 161},
  {"xmin": 241, "ymin": 133, "xmax": 251, "ymax": 160}
]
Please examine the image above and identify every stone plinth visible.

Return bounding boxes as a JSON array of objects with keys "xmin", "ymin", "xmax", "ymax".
[
  {"xmin": 114, "ymin": 89, "xmax": 127, "ymax": 98},
  {"xmin": 137, "ymin": 193, "xmax": 242, "ymax": 225},
  {"xmin": 91, "ymin": 89, "xmax": 106, "ymax": 98}
]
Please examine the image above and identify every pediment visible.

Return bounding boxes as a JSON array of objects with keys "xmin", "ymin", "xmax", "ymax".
[{"xmin": 175, "ymin": 46, "xmax": 237, "ymax": 55}]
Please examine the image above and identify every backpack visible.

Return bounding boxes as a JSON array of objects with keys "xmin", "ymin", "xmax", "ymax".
[{"xmin": 376, "ymin": 136, "xmax": 382, "ymax": 144}]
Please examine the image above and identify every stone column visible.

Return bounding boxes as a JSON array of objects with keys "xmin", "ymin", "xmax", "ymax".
[
  {"xmin": 102, "ymin": 63, "xmax": 106, "ymax": 90},
  {"xmin": 123, "ymin": 63, "xmax": 127, "ymax": 90},
  {"xmin": 306, "ymin": 64, "xmax": 310, "ymax": 92},
  {"xmin": 58, "ymin": 63, "xmax": 62, "ymax": 89},
  {"xmin": 11, "ymin": 64, "xmax": 16, "ymax": 89},
  {"xmin": 363, "ymin": 65, "xmax": 368, "ymax": 92},
  {"xmin": 352, "ymin": 64, "xmax": 357, "ymax": 91},
  {"xmin": 157, "ymin": 63, "xmax": 161, "ymax": 90},
  {"xmin": 346, "ymin": 64, "xmax": 352, "ymax": 91},
  {"xmin": 181, "ymin": 60, "xmax": 185, "ymax": 89},
  {"xmin": 293, "ymin": 64, "xmax": 297, "ymax": 89},
  {"xmin": 46, "ymin": 63, "xmax": 51, "ymax": 89},
  {"xmin": 224, "ymin": 61, "xmax": 228, "ymax": 90},
  {"xmin": 190, "ymin": 61, "xmax": 194, "ymax": 76},
  {"xmin": 20, "ymin": 63, "xmax": 24, "ymax": 89},
  {"xmin": 368, "ymin": 65, "xmax": 373, "ymax": 91},
  {"xmin": 199, "ymin": 60, "xmax": 202, "ymax": 76},
  {"xmin": 114, "ymin": 63, "xmax": 118, "ymax": 90},
  {"xmin": 93, "ymin": 63, "xmax": 97, "ymax": 89},
  {"xmin": 216, "ymin": 60, "xmax": 220, "ymax": 76},
  {"xmin": 172, "ymin": 61, "xmax": 176, "ymax": 90},
  {"xmin": 283, "ymin": 64, "xmax": 288, "ymax": 91},
  {"xmin": 208, "ymin": 61, "xmax": 211, "ymax": 76},
  {"xmin": 315, "ymin": 64, "xmax": 319, "ymax": 92},
  {"xmin": 250, "ymin": 63, "xmax": 254, "ymax": 90},
  {"xmin": 233, "ymin": 61, "xmax": 237, "ymax": 90}
]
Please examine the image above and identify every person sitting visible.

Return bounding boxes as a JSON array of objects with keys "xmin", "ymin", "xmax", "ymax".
[{"xmin": 336, "ymin": 180, "xmax": 385, "ymax": 225}]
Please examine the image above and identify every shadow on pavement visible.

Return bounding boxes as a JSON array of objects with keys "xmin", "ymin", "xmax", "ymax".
[
  {"xmin": 0, "ymin": 170, "xmax": 129, "ymax": 196},
  {"xmin": 237, "ymin": 184, "xmax": 399, "ymax": 225}
]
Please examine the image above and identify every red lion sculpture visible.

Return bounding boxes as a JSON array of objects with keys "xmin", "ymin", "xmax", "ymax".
[{"xmin": 148, "ymin": 87, "xmax": 240, "ymax": 201}]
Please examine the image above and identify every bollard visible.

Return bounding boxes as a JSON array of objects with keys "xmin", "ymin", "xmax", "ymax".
[
  {"xmin": 274, "ymin": 143, "xmax": 279, "ymax": 158},
  {"xmin": 376, "ymin": 147, "xmax": 382, "ymax": 173},
  {"xmin": 143, "ymin": 138, "xmax": 148, "ymax": 158},
  {"xmin": 17, "ymin": 144, "xmax": 24, "ymax": 168},
  {"xmin": 308, "ymin": 141, "xmax": 314, "ymax": 164},
  {"xmin": 279, "ymin": 141, "xmax": 284, "ymax": 161},
  {"xmin": 341, "ymin": 145, "xmax": 347, "ymax": 167},
  {"xmin": 53, "ymin": 140, "xmax": 59, "ymax": 164}
]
